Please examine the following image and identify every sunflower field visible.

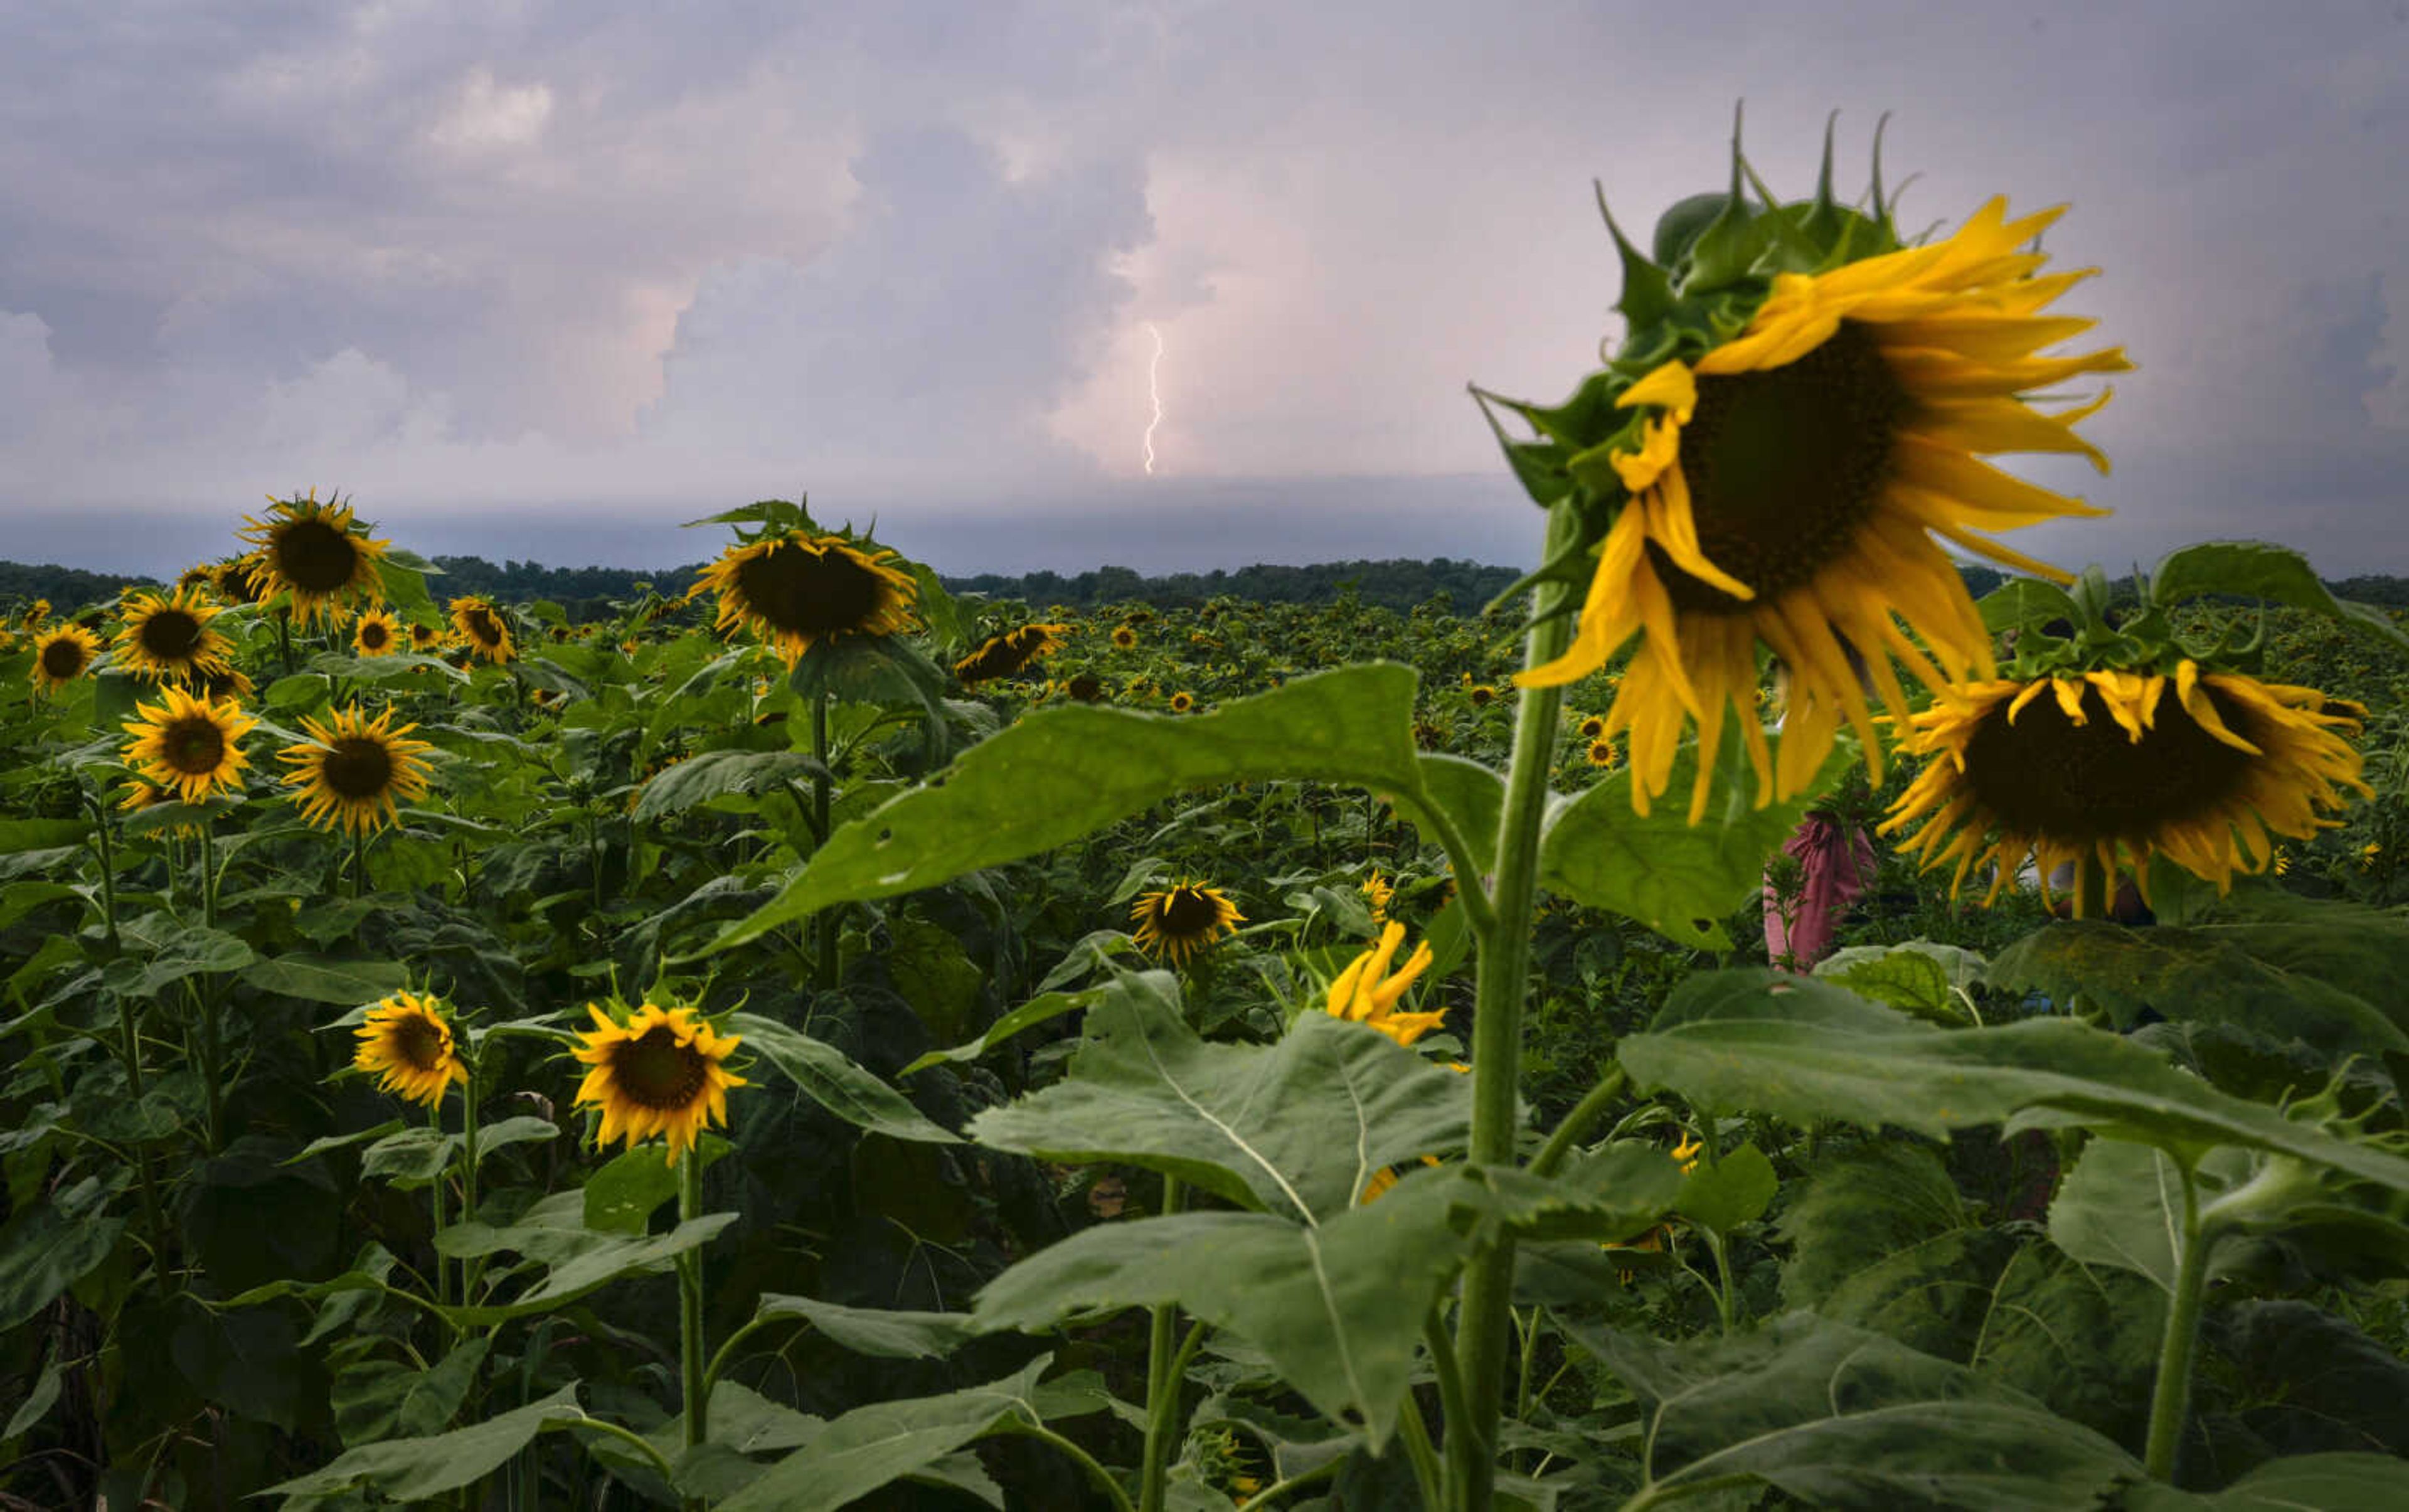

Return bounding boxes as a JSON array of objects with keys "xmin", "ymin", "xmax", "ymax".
[{"xmin": 7, "ymin": 133, "xmax": 2409, "ymax": 1512}]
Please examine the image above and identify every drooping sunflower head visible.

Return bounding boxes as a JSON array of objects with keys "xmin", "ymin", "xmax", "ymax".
[
  {"xmin": 122, "ymin": 685, "xmax": 255, "ymax": 804},
  {"xmin": 1326, "ymin": 921, "xmax": 1446, "ymax": 1049},
  {"xmin": 693, "ymin": 530, "xmax": 917, "ymax": 665},
  {"xmin": 352, "ymin": 608, "xmax": 402, "ymax": 657},
  {"xmin": 1492, "ymin": 115, "xmax": 2129, "ymax": 824},
  {"xmin": 449, "ymin": 596, "xmax": 514, "ymax": 663},
  {"xmin": 953, "ymin": 621, "xmax": 1070, "ymax": 685},
  {"xmin": 572, "ymin": 1003, "xmax": 747, "ymax": 1166},
  {"xmin": 31, "ymin": 624, "xmax": 102, "ymax": 693},
  {"xmin": 114, "ymin": 587, "xmax": 234, "ymax": 684},
  {"xmin": 1129, "ymin": 881, "xmax": 1245, "ymax": 967},
  {"xmin": 212, "ymin": 555, "xmax": 270, "ymax": 605},
  {"xmin": 279, "ymin": 705, "xmax": 436, "ymax": 836},
  {"xmin": 239, "ymin": 491, "xmax": 388, "ymax": 625},
  {"xmin": 354, "ymin": 991, "xmax": 469, "ymax": 1108},
  {"xmin": 1881, "ymin": 661, "xmax": 2371, "ymax": 915}
]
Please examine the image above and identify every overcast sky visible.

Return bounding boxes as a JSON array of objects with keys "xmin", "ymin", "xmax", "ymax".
[{"xmin": 4, "ymin": 1, "xmax": 2405, "ymax": 578}]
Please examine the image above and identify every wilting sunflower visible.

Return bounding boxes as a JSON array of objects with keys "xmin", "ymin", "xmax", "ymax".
[
  {"xmin": 693, "ymin": 531, "xmax": 917, "ymax": 665},
  {"xmin": 1129, "ymin": 881, "xmax": 1245, "ymax": 967},
  {"xmin": 240, "ymin": 491, "xmax": 388, "ymax": 625},
  {"xmin": 353, "ymin": 991, "xmax": 469, "ymax": 1107},
  {"xmin": 30, "ymin": 624, "xmax": 102, "ymax": 693},
  {"xmin": 279, "ymin": 706, "xmax": 435, "ymax": 836},
  {"xmin": 1500, "ymin": 128, "xmax": 2128, "ymax": 824},
  {"xmin": 1881, "ymin": 662, "xmax": 2369, "ymax": 915},
  {"xmin": 572, "ymin": 1003, "xmax": 747, "ymax": 1166},
  {"xmin": 352, "ymin": 608, "xmax": 402, "ymax": 657},
  {"xmin": 449, "ymin": 596, "xmax": 514, "ymax": 664},
  {"xmin": 114, "ymin": 587, "xmax": 234, "ymax": 684},
  {"xmin": 211, "ymin": 556, "xmax": 271, "ymax": 605},
  {"xmin": 122, "ymin": 686, "xmax": 255, "ymax": 802},
  {"xmin": 953, "ymin": 622, "xmax": 1070, "ymax": 685}
]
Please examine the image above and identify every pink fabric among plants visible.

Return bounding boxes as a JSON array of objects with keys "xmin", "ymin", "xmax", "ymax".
[{"xmin": 1762, "ymin": 813, "xmax": 1878, "ymax": 968}]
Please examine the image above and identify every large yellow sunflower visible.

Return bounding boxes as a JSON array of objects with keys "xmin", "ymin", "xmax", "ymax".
[
  {"xmin": 1881, "ymin": 662, "xmax": 2369, "ymax": 916},
  {"xmin": 279, "ymin": 706, "xmax": 436, "ymax": 836},
  {"xmin": 30, "ymin": 624, "xmax": 102, "ymax": 693},
  {"xmin": 122, "ymin": 686, "xmax": 255, "ymax": 802},
  {"xmin": 1129, "ymin": 881, "xmax": 1245, "ymax": 966},
  {"xmin": 114, "ymin": 587, "xmax": 235, "ymax": 684},
  {"xmin": 240, "ymin": 491, "xmax": 388, "ymax": 625},
  {"xmin": 448, "ymin": 596, "xmax": 515, "ymax": 664},
  {"xmin": 354, "ymin": 991, "xmax": 469, "ymax": 1107},
  {"xmin": 572, "ymin": 1003, "xmax": 747, "ymax": 1167},
  {"xmin": 692, "ymin": 531, "xmax": 918, "ymax": 665},
  {"xmin": 1515, "ymin": 188, "xmax": 2128, "ymax": 823}
]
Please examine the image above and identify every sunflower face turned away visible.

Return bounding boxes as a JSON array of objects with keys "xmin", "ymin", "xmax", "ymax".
[
  {"xmin": 122, "ymin": 686, "xmax": 256, "ymax": 803},
  {"xmin": 1493, "ymin": 115, "xmax": 2129, "ymax": 822},
  {"xmin": 240, "ymin": 491, "xmax": 388, "ymax": 625},
  {"xmin": 280, "ymin": 706, "xmax": 435, "ymax": 836},
  {"xmin": 695, "ymin": 531, "xmax": 917, "ymax": 665},
  {"xmin": 31, "ymin": 624, "xmax": 102, "ymax": 692},
  {"xmin": 954, "ymin": 622, "xmax": 1070, "ymax": 685},
  {"xmin": 573, "ymin": 1004, "xmax": 747, "ymax": 1166},
  {"xmin": 1129, "ymin": 881, "xmax": 1244, "ymax": 967},
  {"xmin": 1883, "ymin": 663, "xmax": 2369, "ymax": 915},
  {"xmin": 354, "ymin": 991, "xmax": 468, "ymax": 1108},
  {"xmin": 449, "ymin": 597, "xmax": 514, "ymax": 664},
  {"xmin": 1327, "ymin": 921, "xmax": 1445, "ymax": 1048},
  {"xmin": 115, "ymin": 588, "xmax": 233, "ymax": 684}
]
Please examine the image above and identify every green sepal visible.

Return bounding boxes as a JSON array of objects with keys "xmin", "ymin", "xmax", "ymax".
[{"xmin": 1597, "ymin": 181, "xmax": 1675, "ymax": 329}]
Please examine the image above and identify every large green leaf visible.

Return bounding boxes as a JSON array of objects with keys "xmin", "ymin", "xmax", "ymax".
[
  {"xmin": 2120, "ymin": 1452, "xmax": 2409, "ymax": 1509},
  {"xmin": 240, "ymin": 952, "xmax": 409, "ymax": 1006},
  {"xmin": 730, "ymin": 1013, "xmax": 959, "ymax": 1144},
  {"xmin": 750, "ymin": 1293, "xmax": 975, "ymax": 1359},
  {"xmin": 901, "ymin": 985, "xmax": 1100, "ymax": 1074},
  {"xmin": 1539, "ymin": 732, "xmax": 1847, "ymax": 949},
  {"xmin": 262, "ymin": 1383, "xmax": 584, "ymax": 1501},
  {"xmin": 0, "ymin": 1201, "xmax": 127, "ymax": 1330},
  {"xmin": 435, "ymin": 1190, "xmax": 738, "ymax": 1322},
  {"xmin": 2148, "ymin": 540, "xmax": 2409, "ymax": 652},
  {"xmin": 965, "ymin": 971, "xmax": 1472, "ymax": 1221},
  {"xmin": 1569, "ymin": 1312, "xmax": 2144, "ymax": 1510},
  {"xmin": 1987, "ymin": 922, "xmax": 2409, "ymax": 1053},
  {"xmin": 720, "ymin": 1356, "xmax": 1094, "ymax": 1512},
  {"xmin": 1619, "ymin": 970, "xmax": 2409, "ymax": 1189},
  {"xmin": 102, "ymin": 918, "xmax": 254, "ymax": 996},
  {"xmin": 701, "ymin": 664, "xmax": 1424, "ymax": 950},
  {"xmin": 632, "ymin": 748, "xmax": 829, "ymax": 823},
  {"xmin": 974, "ymin": 1169, "xmax": 1476, "ymax": 1448}
]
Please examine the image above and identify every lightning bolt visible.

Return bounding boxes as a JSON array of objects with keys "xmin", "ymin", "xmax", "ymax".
[{"xmin": 1142, "ymin": 322, "xmax": 1166, "ymax": 477}]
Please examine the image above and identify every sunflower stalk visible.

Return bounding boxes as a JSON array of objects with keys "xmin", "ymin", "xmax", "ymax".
[
  {"xmin": 810, "ymin": 689, "xmax": 838, "ymax": 993},
  {"xmin": 1137, "ymin": 1175, "xmax": 1186, "ymax": 1512},
  {"xmin": 678, "ymin": 1147, "xmax": 709, "ymax": 1493},
  {"xmin": 2143, "ymin": 1158, "xmax": 2208, "ymax": 1481},
  {"xmin": 1446, "ymin": 498, "xmax": 1578, "ymax": 1512}
]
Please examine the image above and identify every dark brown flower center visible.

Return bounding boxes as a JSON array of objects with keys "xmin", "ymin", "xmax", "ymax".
[
  {"xmin": 358, "ymin": 620, "xmax": 391, "ymax": 651},
  {"xmin": 137, "ymin": 608, "xmax": 205, "ymax": 662},
  {"xmin": 321, "ymin": 735, "xmax": 395, "ymax": 799},
  {"xmin": 462, "ymin": 609, "xmax": 505, "ymax": 646},
  {"xmin": 1066, "ymin": 674, "xmax": 1105, "ymax": 702},
  {"xmin": 733, "ymin": 543, "xmax": 890, "ymax": 639},
  {"xmin": 1649, "ymin": 321, "xmax": 1908, "ymax": 614},
  {"xmin": 1158, "ymin": 886, "xmax": 1225, "ymax": 936},
  {"xmin": 274, "ymin": 518, "xmax": 363, "ymax": 593},
  {"xmin": 392, "ymin": 1013, "xmax": 447, "ymax": 1072},
  {"xmin": 611, "ymin": 1025, "xmax": 710, "ymax": 1110},
  {"xmin": 164, "ymin": 715, "xmax": 226, "ymax": 776},
  {"xmin": 1963, "ymin": 683, "xmax": 2258, "ymax": 838},
  {"xmin": 40, "ymin": 638, "xmax": 87, "ymax": 679},
  {"xmin": 218, "ymin": 563, "xmax": 265, "ymax": 602}
]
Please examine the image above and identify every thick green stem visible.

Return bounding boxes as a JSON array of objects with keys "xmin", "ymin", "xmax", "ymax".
[
  {"xmin": 1139, "ymin": 1176, "xmax": 1188, "ymax": 1512},
  {"xmin": 458, "ymin": 1065, "xmax": 482, "ymax": 1304},
  {"xmin": 2144, "ymin": 1163, "xmax": 2208, "ymax": 1481},
  {"xmin": 1395, "ymin": 1390, "xmax": 1445, "ymax": 1512},
  {"xmin": 811, "ymin": 691, "xmax": 838, "ymax": 993},
  {"xmin": 429, "ymin": 1100, "xmax": 451, "ymax": 1312},
  {"xmin": 1447, "ymin": 503, "xmax": 1578, "ymax": 1512},
  {"xmin": 351, "ymin": 826, "xmax": 369, "ymax": 900},
  {"xmin": 679, "ymin": 1153, "xmax": 710, "ymax": 1475},
  {"xmin": 86, "ymin": 792, "xmax": 120, "ymax": 949}
]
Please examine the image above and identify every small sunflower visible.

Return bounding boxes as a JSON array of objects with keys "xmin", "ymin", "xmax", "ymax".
[
  {"xmin": 1110, "ymin": 624, "xmax": 1139, "ymax": 650},
  {"xmin": 1169, "ymin": 690, "xmax": 1196, "ymax": 714},
  {"xmin": 353, "ymin": 991, "xmax": 469, "ymax": 1108},
  {"xmin": 240, "ymin": 491, "xmax": 388, "ymax": 625},
  {"xmin": 953, "ymin": 622, "xmax": 1070, "ymax": 685},
  {"xmin": 352, "ymin": 608, "xmax": 402, "ymax": 657},
  {"xmin": 692, "ymin": 531, "xmax": 917, "ymax": 665},
  {"xmin": 211, "ymin": 557, "xmax": 270, "ymax": 605},
  {"xmin": 1063, "ymin": 672, "xmax": 1108, "ymax": 703},
  {"xmin": 572, "ymin": 1003, "xmax": 747, "ymax": 1166},
  {"xmin": 122, "ymin": 686, "xmax": 255, "ymax": 802},
  {"xmin": 191, "ymin": 664, "xmax": 255, "ymax": 702},
  {"xmin": 22, "ymin": 599, "xmax": 52, "ymax": 627},
  {"xmin": 1576, "ymin": 713, "xmax": 1609, "ymax": 742},
  {"xmin": 449, "ymin": 597, "xmax": 515, "ymax": 664},
  {"xmin": 408, "ymin": 620, "xmax": 442, "ymax": 652},
  {"xmin": 1503, "ymin": 136, "xmax": 2128, "ymax": 824},
  {"xmin": 1586, "ymin": 738, "xmax": 1625, "ymax": 770},
  {"xmin": 1881, "ymin": 662, "xmax": 2369, "ymax": 915},
  {"xmin": 1327, "ymin": 921, "xmax": 1446, "ymax": 1048},
  {"xmin": 31, "ymin": 624, "xmax": 102, "ymax": 693},
  {"xmin": 1129, "ymin": 881, "xmax": 1245, "ymax": 967},
  {"xmin": 114, "ymin": 587, "xmax": 235, "ymax": 684},
  {"xmin": 1468, "ymin": 683, "xmax": 1499, "ymax": 708},
  {"xmin": 279, "ymin": 705, "xmax": 435, "ymax": 836},
  {"xmin": 1361, "ymin": 869, "xmax": 1395, "ymax": 923}
]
